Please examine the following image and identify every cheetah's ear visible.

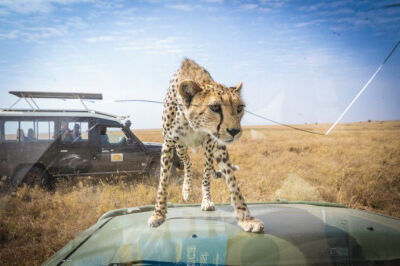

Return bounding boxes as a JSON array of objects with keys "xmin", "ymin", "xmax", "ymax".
[
  {"xmin": 230, "ymin": 82, "xmax": 242, "ymax": 93},
  {"xmin": 178, "ymin": 80, "xmax": 202, "ymax": 108},
  {"xmin": 234, "ymin": 82, "xmax": 243, "ymax": 93}
]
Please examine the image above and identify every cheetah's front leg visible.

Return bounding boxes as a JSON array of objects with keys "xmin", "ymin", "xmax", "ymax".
[
  {"xmin": 215, "ymin": 144, "xmax": 264, "ymax": 233},
  {"xmin": 148, "ymin": 142, "xmax": 174, "ymax": 227},
  {"xmin": 201, "ymin": 138, "xmax": 217, "ymax": 211},
  {"xmin": 175, "ymin": 144, "xmax": 193, "ymax": 202}
]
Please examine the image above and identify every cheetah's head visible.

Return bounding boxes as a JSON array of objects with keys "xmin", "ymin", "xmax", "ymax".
[{"xmin": 178, "ymin": 80, "xmax": 245, "ymax": 144}]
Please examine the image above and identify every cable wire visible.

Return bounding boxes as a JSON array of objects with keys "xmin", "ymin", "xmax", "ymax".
[
  {"xmin": 325, "ymin": 40, "xmax": 400, "ymax": 135},
  {"xmin": 108, "ymin": 99, "xmax": 325, "ymax": 135},
  {"xmin": 244, "ymin": 110, "xmax": 325, "ymax": 135}
]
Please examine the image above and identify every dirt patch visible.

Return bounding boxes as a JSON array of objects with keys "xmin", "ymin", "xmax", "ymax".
[
  {"xmin": 274, "ymin": 173, "xmax": 322, "ymax": 201},
  {"xmin": 250, "ymin": 130, "xmax": 265, "ymax": 140}
]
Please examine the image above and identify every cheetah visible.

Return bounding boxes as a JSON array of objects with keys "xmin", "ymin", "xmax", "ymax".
[{"xmin": 147, "ymin": 58, "xmax": 264, "ymax": 233}]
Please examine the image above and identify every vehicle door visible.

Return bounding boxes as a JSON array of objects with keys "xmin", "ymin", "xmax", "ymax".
[
  {"xmin": 1, "ymin": 118, "xmax": 57, "ymax": 178},
  {"xmin": 56, "ymin": 118, "xmax": 91, "ymax": 174},
  {"xmin": 90, "ymin": 125, "xmax": 148, "ymax": 174},
  {"xmin": 0, "ymin": 119, "xmax": 9, "ymax": 175}
]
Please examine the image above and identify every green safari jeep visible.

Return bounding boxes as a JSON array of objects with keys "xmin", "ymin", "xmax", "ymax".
[{"xmin": 43, "ymin": 201, "xmax": 400, "ymax": 265}]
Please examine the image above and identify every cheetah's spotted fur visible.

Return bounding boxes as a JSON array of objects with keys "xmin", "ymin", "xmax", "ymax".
[{"xmin": 147, "ymin": 58, "xmax": 264, "ymax": 233}]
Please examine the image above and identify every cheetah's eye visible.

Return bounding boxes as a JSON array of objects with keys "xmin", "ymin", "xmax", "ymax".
[
  {"xmin": 237, "ymin": 105, "xmax": 244, "ymax": 113},
  {"xmin": 209, "ymin": 104, "xmax": 221, "ymax": 113}
]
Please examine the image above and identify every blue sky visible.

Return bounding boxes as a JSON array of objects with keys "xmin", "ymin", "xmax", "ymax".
[{"xmin": 0, "ymin": 0, "xmax": 399, "ymax": 129}]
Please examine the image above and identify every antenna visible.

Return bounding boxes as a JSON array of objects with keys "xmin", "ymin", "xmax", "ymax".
[{"xmin": 325, "ymin": 40, "xmax": 400, "ymax": 135}]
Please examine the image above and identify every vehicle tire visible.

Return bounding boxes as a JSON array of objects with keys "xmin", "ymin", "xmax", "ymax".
[{"xmin": 22, "ymin": 166, "xmax": 55, "ymax": 190}]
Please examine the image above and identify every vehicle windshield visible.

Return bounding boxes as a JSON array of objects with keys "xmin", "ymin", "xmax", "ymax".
[{"xmin": 0, "ymin": 1, "xmax": 399, "ymax": 265}]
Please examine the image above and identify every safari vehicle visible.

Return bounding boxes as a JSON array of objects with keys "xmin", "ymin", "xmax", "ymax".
[
  {"xmin": 43, "ymin": 201, "xmax": 400, "ymax": 265},
  {"xmin": 0, "ymin": 91, "xmax": 182, "ymax": 187}
]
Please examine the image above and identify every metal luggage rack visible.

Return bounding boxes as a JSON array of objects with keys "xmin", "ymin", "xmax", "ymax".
[{"xmin": 1, "ymin": 91, "xmax": 121, "ymax": 120}]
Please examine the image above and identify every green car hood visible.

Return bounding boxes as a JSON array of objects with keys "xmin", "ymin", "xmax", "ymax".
[{"xmin": 43, "ymin": 202, "xmax": 400, "ymax": 265}]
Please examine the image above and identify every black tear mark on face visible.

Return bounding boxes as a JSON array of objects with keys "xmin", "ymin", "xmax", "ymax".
[
  {"xmin": 186, "ymin": 95, "xmax": 193, "ymax": 107},
  {"xmin": 216, "ymin": 107, "xmax": 223, "ymax": 138}
]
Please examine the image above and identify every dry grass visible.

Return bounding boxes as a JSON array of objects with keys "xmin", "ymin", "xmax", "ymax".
[{"xmin": 1, "ymin": 121, "xmax": 400, "ymax": 265}]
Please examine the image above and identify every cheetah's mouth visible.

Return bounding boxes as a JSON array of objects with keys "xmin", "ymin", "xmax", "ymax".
[{"xmin": 208, "ymin": 130, "xmax": 236, "ymax": 144}]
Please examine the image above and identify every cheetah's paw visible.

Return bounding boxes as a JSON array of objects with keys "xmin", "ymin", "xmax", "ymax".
[
  {"xmin": 238, "ymin": 218, "xmax": 264, "ymax": 233},
  {"xmin": 148, "ymin": 212, "xmax": 166, "ymax": 228},
  {"xmin": 201, "ymin": 200, "xmax": 215, "ymax": 211}
]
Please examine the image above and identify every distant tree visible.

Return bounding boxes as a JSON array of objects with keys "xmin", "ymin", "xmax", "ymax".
[{"xmin": 368, "ymin": 120, "xmax": 372, "ymax": 123}]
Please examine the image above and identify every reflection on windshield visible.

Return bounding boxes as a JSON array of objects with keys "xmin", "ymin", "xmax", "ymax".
[{"xmin": 0, "ymin": 0, "xmax": 400, "ymax": 265}]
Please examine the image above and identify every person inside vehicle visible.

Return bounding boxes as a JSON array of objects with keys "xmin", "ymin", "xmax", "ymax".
[
  {"xmin": 73, "ymin": 124, "xmax": 82, "ymax": 141},
  {"xmin": 27, "ymin": 128, "xmax": 36, "ymax": 141},
  {"xmin": 124, "ymin": 120, "xmax": 131, "ymax": 130},
  {"xmin": 16, "ymin": 129, "xmax": 27, "ymax": 141},
  {"xmin": 100, "ymin": 126, "xmax": 111, "ymax": 146},
  {"xmin": 121, "ymin": 120, "xmax": 132, "ymax": 144},
  {"xmin": 61, "ymin": 122, "xmax": 73, "ymax": 142}
]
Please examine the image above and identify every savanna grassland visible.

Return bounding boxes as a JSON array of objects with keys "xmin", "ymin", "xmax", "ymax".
[{"xmin": 0, "ymin": 121, "xmax": 399, "ymax": 265}]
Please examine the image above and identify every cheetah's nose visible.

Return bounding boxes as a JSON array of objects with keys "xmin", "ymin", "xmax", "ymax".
[{"xmin": 227, "ymin": 128, "xmax": 241, "ymax": 137}]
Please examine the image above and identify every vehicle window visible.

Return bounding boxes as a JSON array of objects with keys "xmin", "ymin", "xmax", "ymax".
[
  {"xmin": 60, "ymin": 120, "xmax": 88, "ymax": 142},
  {"xmin": 68, "ymin": 122, "xmax": 88, "ymax": 141},
  {"xmin": 20, "ymin": 121, "xmax": 36, "ymax": 142},
  {"xmin": 4, "ymin": 121, "xmax": 19, "ymax": 141},
  {"xmin": 100, "ymin": 126, "xmax": 125, "ymax": 146},
  {"xmin": 60, "ymin": 121, "xmax": 72, "ymax": 142},
  {"xmin": 37, "ymin": 121, "xmax": 54, "ymax": 141}
]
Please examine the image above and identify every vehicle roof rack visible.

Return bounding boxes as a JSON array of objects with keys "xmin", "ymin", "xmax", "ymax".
[
  {"xmin": 7, "ymin": 91, "xmax": 103, "ymax": 111},
  {"xmin": 9, "ymin": 91, "xmax": 103, "ymax": 100},
  {"xmin": 0, "ymin": 108, "xmax": 118, "ymax": 117}
]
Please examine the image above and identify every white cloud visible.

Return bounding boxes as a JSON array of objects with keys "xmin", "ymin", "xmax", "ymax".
[
  {"xmin": 241, "ymin": 4, "xmax": 258, "ymax": 10},
  {"xmin": 259, "ymin": 7, "xmax": 272, "ymax": 13},
  {"xmin": 86, "ymin": 35, "xmax": 114, "ymax": 43},
  {"xmin": 0, "ymin": 29, "xmax": 18, "ymax": 39},
  {"xmin": 0, "ymin": 26, "xmax": 63, "ymax": 41},
  {"xmin": 0, "ymin": 0, "xmax": 93, "ymax": 14},
  {"xmin": 202, "ymin": 0, "xmax": 223, "ymax": 3},
  {"xmin": 166, "ymin": 4, "xmax": 194, "ymax": 11},
  {"xmin": 259, "ymin": 0, "xmax": 286, "ymax": 9},
  {"xmin": 117, "ymin": 36, "xmax": 184, "ymax": 54},
  {"xmin": 295, "ymin": 19, "xmax": 327, "ymax": 28},
  {"xmin": 0, "ymin": 16, "xmax": 86, "ymax": 42}
]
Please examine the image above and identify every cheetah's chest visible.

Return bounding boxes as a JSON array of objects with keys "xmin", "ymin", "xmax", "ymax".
[{"xmin": 179, "ymin": 127, "xmax": 208, "ymax": 148}]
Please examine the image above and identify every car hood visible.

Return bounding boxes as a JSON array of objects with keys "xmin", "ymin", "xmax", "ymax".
[
  {"xmin": 43, "ymin": 202, "xmax": 400, "ymax": 266},
  {"xmin": 142, "ymin": 142, "xmax": 162, "ymax": 150}
]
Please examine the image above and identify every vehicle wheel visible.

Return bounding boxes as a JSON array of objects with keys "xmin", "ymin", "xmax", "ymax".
[{"xmin": 22, "ymin": 166, "xmax": 55, "ymax": 190}]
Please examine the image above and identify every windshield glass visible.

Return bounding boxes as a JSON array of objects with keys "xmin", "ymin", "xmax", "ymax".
[{"xmin": 0, "ymin": 1, "xmax": 399, "ymax": 265}]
